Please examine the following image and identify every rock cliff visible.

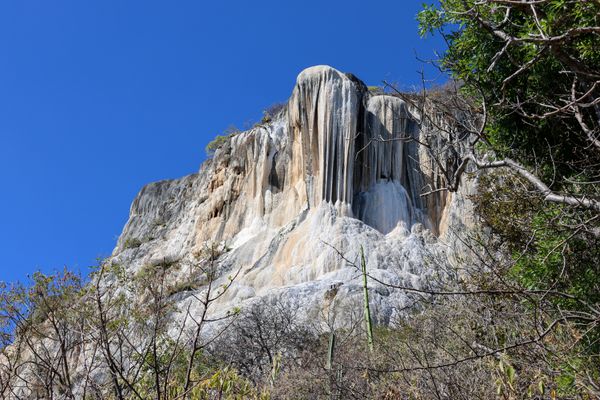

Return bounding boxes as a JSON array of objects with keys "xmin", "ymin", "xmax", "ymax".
[{"xmin": 110, "ymin": 65, "xmax": 473, "ymax": 326}]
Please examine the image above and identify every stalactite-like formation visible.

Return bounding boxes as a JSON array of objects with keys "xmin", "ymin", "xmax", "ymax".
[
  {"xmin": 288, "ymin": 66, "xmax": 362, "ymax": 210},
  {"xmin": 287, "ymin": 66, "xmax": 433, "ymax": 232},
  {"xmin": 357, "ymin": 95, "xmax": 412, "ymax": 191}
]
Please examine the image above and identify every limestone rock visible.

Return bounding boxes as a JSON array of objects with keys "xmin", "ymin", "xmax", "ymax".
[{"xmin": 111, "ymin": 65, "xmax": 473, "ymax": 324}]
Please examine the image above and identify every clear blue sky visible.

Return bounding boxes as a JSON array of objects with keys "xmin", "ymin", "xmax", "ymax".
[{"xmin": 0, "ymin": 1, "xmax": 445, "ymax": 284}]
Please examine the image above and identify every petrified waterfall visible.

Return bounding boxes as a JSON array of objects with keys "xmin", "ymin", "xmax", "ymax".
[
  {"xmin": 111, "ymin": 65, "xmax": 469, "ymax": 324},
  {"xmin": 284, "ymin": 65, "xmax": 437, "ymax": 231},
  {"xmin": 288, "ymin": 66, "xmax": 360, "ymax": 208}
]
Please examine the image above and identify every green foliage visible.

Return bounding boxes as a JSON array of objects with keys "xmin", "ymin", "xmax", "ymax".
[
  {"xmin": 205, "ymin": 125, "xmax": 240, "ymax": 156},
  {"xmin": 420, "ymin": 4, "xmax": 600, "ymax": 386},
  {"xmin": 476, "ymin": 173, "xmax": 599, "ymax": 294},
  {"xmin": 205, "ymin": 103, "xmax": 284, "ymax": 156},
  {"xmin": 123, "ymin": 237, "xmax": 143, "ymax": 249},
  {"xmin": 418, "ymin": 0, "xmax": 600, "ymax": 185},
  {"xmin": 473, "ymin": 171, "xmax": 600, "ymax": 385},
  {"xmin": 367, "ymin": 85, "xmax": 383, "ymax": 95},
  {"xmin": 255, "ymin": 102, "xmax": 286, "ymax": 127},
  {"xmin": 0, "ymin": 269, "xmax": 84, "ymax": 349},
  {"xmin": 205, "ymin": 134, "xmax": 230, "ymax": 156}
]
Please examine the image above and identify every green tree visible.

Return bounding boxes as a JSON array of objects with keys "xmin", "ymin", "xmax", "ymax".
[
  {"xmin": 414, "ymin": 1, "xmax": 600, "ymax": 395},
  {"xmin": 418, "ymin": 0, "xmax": 600, "ymax": 210},
  {"xmin": 416, "ymin": 0, "xmax": 600, "ymax": 300}
]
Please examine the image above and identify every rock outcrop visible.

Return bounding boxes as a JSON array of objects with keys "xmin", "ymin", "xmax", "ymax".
[{"xmin": 111, "ymin": 65, "xmax": 473, "ymax": 326}]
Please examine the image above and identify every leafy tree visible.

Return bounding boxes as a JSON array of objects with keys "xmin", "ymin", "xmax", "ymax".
[
  {"xmin": 411, "ymin": 0, "xmax": 600, "ymax": 395},
  {"xmin": 416, "ymin": 0, "xmax": 600, "ymax": 304},
  {"xmin": 418, "ymin": 0, "xmax": 600, "ymax": 210}
]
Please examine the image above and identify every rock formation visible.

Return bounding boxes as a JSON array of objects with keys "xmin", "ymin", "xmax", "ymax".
[{"xmin": 111, "ymin": 65, "xmax": 472, "ymax": 326}]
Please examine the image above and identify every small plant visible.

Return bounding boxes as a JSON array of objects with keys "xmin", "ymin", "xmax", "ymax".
[
  {"xmin": 166, "ymin": 281, "xmax": 199, "ymax": 297},
  {"xmin": 264, "ymin": 102, "xmax": 286, "ymax": 118},
  {"xmin": 193, "ymin": 241, "xmax": 231, "ymax": 262},
  {"xmin": 326, "ymin": 331, "xmax": 335, "ymax": 370},
  {"xmin": 123, "ymin": 237, "xmax": 143, "ymax": 249},
  {"xmin": 257, "ymin": 102, "xmax": 286, "ymax": 126},
  {"xmin": 260, "ymin": 113, "xmax": 272, "ymax": 124},
  {"xmin": 205, "ymin": 125, "xmax": 240, "ymax": 156},
  {"xmin": 367, "ymin": 85, "xmax": 383, "ymax": 95},
  {"xmin": 152, "ymin": 217, "xmax": 166, "ymax": 228}
]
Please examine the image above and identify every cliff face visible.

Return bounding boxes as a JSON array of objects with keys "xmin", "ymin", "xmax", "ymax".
[{"xmin": 111, "ymin": 65, "xmax": 472, "ymax": 325}]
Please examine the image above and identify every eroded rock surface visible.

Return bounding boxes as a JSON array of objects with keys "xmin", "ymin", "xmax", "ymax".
[{"xmin": 111, "ymin": 65, "xmax": 473, "ymax": 325}]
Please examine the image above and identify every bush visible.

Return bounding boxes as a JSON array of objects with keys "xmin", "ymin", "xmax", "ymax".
[
  {"xmin": 123, "ymin": 237, "xmax": 143, "ymax": 249},
  {"xmin": 264, "ymin": 102, "xmax": 286, "ymax": 119},
  {"xmin": 205, "ymin": 125, "xmax": 240, "ymax": 156},
  {"xmin": 166, "ymin": 280, "xmax": 199, "ymax": 297},
  {"xmin": 367, "ymin": 85, "xmax": 383, "ymax": 95},
  {"xmin": 209, "ymin": 298, "xmax": 316, "ymax": 385},
  {"xmin": 257, "ymin": 102, "xmax": 287, "ymax": 126}
]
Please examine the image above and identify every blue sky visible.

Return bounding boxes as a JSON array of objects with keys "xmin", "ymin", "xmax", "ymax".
[{"xmin": 0, "ymin": 1, "xmax": 446, "ymax": 283}]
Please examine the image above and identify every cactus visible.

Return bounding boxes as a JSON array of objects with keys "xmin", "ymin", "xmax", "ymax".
[
  {"xmin": 326, "ymin": 331, "xmax": 336, "ymax": 370},
  {"xmin": 361, "ymin": 245, "xmax": 374, "ymax": 352},
  {"xmin": 327, "ymin": 331, "xmax": 342, "ymax": 399}
]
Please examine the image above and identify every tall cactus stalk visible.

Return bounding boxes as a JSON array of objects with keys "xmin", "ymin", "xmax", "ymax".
[
  {"xmin": 327, "ymin": 331, "xmax": 340, "ymax": 399},
  {"xmin": 326, "ymin": 331, "xmax": 336, "ymax": 370},
  {"xmin": 361, "ymin": 245, "xmax": 374, "ymax": 352}
]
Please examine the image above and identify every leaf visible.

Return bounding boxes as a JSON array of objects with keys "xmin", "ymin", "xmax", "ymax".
[
  {"xmin": 504, "ymin": 365, "xmax": 516, "ymax": 393},
  {"xmin": 506, "ymin": 364, "xmax": 516, "ymax": 385}
]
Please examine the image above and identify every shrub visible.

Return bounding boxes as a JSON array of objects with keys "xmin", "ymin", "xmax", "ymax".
[
  {"xmin": 257, "ymin": 102, "xmax": 287, "ymax": 126},
  {"xmin": 208, "ymin": 298, "xmax": 317, "ymax": 385},
  {"xmin": 166, "ymin": 280, "xmax": 199, "ymax": 297},
  {"xmin": 264, "ymin": 102, "xmax": 286, "ymax": 118},
  {"xmin": 123, "ymin": 237, "xmax": 143, "ymax": 249},
  {"xmin": 205, "ymin": 125, "xmax": 240, "ymax": 156},
  {"xmin": 367, "ymin": 85, "xmax": 383, "ymax": 95}
]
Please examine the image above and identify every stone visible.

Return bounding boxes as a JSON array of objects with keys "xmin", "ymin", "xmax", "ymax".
[{"xmin": 111, "ymin": 65, "xmax": 472, "ymax": 325}]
